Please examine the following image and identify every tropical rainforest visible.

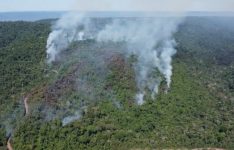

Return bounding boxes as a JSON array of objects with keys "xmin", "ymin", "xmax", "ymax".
[{"xmin": 0, "ymin": 17, "xmax": 234, "ymax": 149}]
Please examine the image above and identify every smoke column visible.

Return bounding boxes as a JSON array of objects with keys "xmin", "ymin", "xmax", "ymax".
[
  {"xmin": 97, "ymin": 18, "xmax": 181, "ymax": 104},
  {"xmin": 62, "ymin": 111, "xmax": 81, "ymax": 126},
  {"xmin": 46, "ymin": 13, "xmax": 183, "ymax": 105},
  {"xmin": 46, "ymin": 12, "xmax": 88, "ymax": 63}
]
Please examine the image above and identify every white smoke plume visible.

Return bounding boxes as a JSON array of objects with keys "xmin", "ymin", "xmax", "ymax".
[
  {"xmin": 97, "ymin": 18, "xmax": 181, "ymax": 104},
  {"xmin": 62, "ymin": 111, "xmax": 81, "ymax": 126},
  {"xmin": 46, "ymin": 13, "xmax": 183, "ymax": 105},
  {"xmin": 135, "ymin": 92, "xmax": 145, "ymax": 105},
  {"xmin": 46, "ymin": 12, "xmax": 90, "ymax": 63}
]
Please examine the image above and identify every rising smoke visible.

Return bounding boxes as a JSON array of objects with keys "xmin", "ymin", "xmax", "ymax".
[
  {"xmin": 46, "ymin": 13, "xmax": 182, "ymax": 105},
  {"xmin": 46, "ymin": 12, "xmax": 87, "ymax": 63},
  {"xmin": 62, "ymin": 111, "xmax": 81, "ymax": 126},
  {"xmin": 96, "ymin": 18, "xmax": 181, "ymax": 104}
]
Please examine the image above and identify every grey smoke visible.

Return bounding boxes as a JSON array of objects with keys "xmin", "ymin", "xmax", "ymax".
[
  {"xmin": 1, "ymin": 97, "xmax": 25, "ymax": 137},
  {"xmin": 46, "ymin": 13, "xmax": 183, "ymax": 105},
  {"xmin": 62, "ymin": 111, "xmax": 81, "ymax": 126}
]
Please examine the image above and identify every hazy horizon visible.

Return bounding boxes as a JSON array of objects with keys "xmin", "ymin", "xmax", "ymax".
[
  {"xmin": 1, "ymin": 11, "xmax": 234, "ymax": 21},
  {"xmin": 1, "ymin": 0, "xmax": 234, "ymax": 12}
]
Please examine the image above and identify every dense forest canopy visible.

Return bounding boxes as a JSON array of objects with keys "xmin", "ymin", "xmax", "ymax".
[{"xmin": 0, "ymin": 17, "xmax": 234, "ymax": 149}]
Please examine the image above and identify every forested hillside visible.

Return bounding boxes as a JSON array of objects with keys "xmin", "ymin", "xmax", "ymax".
[{"xmin": 0, "ymin": 17, "xmax": 234, "ymax": 149}]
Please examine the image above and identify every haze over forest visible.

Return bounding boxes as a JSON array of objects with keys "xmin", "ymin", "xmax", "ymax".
[{"xmin": 0, "ymin": 0, "xmax": 234, "ymax": 149}]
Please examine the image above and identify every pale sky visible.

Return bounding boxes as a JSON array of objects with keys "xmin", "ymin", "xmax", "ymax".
[{"xmin": 0, "ymin": 0, "xmax": 234, "ymax": 12}]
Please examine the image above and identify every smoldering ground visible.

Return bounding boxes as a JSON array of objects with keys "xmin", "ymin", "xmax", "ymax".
[
  {"xmin": 1, "ymin": 15, "xmax": 183, "ymax": 132},
  {"xmin": 47, "ymin": 14, "xmax": 182, "ymax": 103},
  {"xmin": 43, "ymin": 13, "xmax": 183, "ymax": 125},
  {"xmin": 42, "ymin": 38, "xmax": 129, "ymax": 125}
]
